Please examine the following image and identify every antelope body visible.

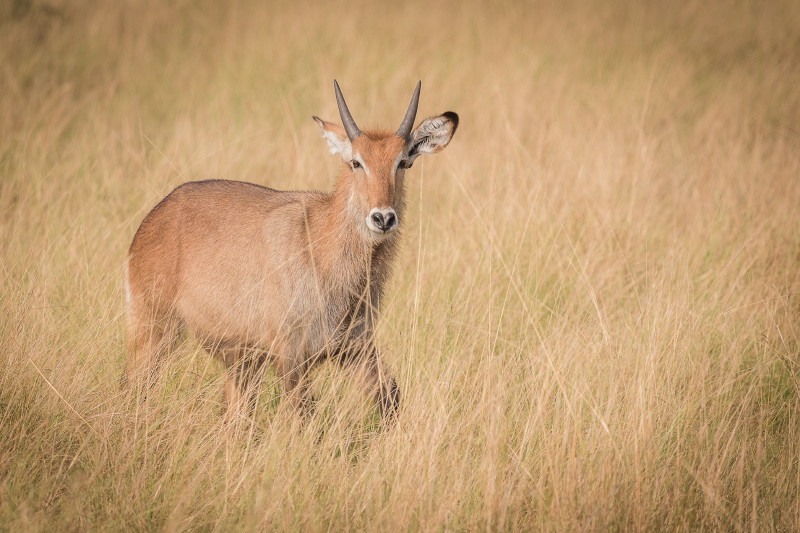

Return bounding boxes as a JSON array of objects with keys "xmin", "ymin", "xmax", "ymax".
[{"xmin": 125, "ymin": 81, "xmax": 458, "ymax": 420}]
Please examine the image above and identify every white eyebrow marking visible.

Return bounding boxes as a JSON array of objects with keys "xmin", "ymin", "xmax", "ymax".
[
  {"xmin": 393, "ymin": 151, "xmax": 406, "ymax": 171},
  {"xmin": 353, "ymin": 153, "xmax": 370, "ymax": 175}
]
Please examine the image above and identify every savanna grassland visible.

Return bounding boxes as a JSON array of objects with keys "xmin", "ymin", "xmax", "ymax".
[{"xmin": 2, "ymin": 0, "xmax": 800, "ymax": 530}]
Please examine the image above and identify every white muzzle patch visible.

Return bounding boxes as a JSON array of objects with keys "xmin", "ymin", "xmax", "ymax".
[{"xmin": 366, "ymin": 207, "xmax": 398, "ymax": 236}]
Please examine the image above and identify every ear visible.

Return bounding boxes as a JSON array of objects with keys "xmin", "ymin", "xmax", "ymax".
[
  {"xmin": 312, "ymin": 116, "xmax": 352, "ymax": 159},
  {"xmin": 407, "ymin": 112, "xmax": 459, "ymax": 163}
]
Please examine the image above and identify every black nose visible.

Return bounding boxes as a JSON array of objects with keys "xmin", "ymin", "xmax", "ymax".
[{"xmin": 371, "ymin": 210, "xmax": 397, "ymax": 232}]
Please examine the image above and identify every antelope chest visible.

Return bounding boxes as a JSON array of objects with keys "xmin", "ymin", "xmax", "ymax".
[{"xmin": 286, "ymin": 270, "xmax": 369, "ymax": 355}]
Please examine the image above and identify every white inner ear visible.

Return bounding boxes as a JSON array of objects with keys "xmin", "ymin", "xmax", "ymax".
[
  {"xmin": 321, "ymin": 130, "xmax": 352, "ymax": 159},
  {"xmin": 410, "ymin": 116, "xmax": 454, "ymax": 159}
]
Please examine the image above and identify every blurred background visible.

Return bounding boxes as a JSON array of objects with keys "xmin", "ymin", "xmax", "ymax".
[{"xmin": 1, "ymin": 0, "xmax": 799, "ymax": 530}]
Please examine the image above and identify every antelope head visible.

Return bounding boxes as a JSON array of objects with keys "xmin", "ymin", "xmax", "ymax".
[{"xmin": 313, "ymin": 81, "xmax": 459, "ymax": 242}]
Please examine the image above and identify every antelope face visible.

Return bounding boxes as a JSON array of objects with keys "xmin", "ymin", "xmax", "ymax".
[
  {"xmin": 313, "ymin": 81, "xmax": 459, "ymax": 242},
  {"xmin": 348, "ymin": 134, "xmax": 406, "ymax": 239}
]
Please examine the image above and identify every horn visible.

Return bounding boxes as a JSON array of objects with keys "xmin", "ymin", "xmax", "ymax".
[
  {"xmin": 396, "ymin": 81, "xmax": 421, "ymax": 139},
  {"xmin": 334, "ymin": 80, "xmax": 361, "ymax": 141}
]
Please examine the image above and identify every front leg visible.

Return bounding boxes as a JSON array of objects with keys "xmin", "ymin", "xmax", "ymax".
[
  {"xmin": 338, "ymin": 344, "xmax": 400, "ymax": 421},
  {"xmin": 369, "ymin": 356, "xmax": 400, "ymax": 421},
  {"xmin": 336, "ymin": 286, "xmax": 398, "ymax": 420},
  {"xmin": 221, "ymin": 348, "xmax": 267, "ymax": 422},
  {"xmin": 277, "ymin": 357, "xmax": 315, "ymax": 419}
]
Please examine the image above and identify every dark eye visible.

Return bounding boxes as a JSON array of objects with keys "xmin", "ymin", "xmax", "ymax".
[
  {"xmin": 399, "ymin": 159, "xmax": 412, "ymax": 169},
  {"xmin": 351, "ymin": 160, "xmax": 361, "ymax": 169}
]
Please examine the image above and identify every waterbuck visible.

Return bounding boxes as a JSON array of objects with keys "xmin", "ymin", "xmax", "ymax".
[{"xmin": 125, "ymin": 81, "xmax": 459, "ymax": 421}]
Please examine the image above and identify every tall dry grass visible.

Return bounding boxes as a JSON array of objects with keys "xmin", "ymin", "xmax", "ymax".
[{"xmin": 1, "ymin": 0, "xmax": 799, "ymax": 530}]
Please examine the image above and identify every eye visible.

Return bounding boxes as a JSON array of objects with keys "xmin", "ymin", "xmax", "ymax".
[
  {"xmin": 398, "ymin": 159, "xmax": 412, "ymax": 169},
  {"xmin": 351, "ymin": 160, "xmax": 361, "ymax": 169}
]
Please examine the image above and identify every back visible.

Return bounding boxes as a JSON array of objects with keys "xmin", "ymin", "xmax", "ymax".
[{"xmin": 127, "ymin": 179, "xmax": 323, "ymax": 342}]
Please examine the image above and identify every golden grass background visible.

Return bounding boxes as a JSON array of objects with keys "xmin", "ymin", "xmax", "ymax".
[{"xmin": 2, "ymin": 0, "xmax": 799, "ymax": 530}]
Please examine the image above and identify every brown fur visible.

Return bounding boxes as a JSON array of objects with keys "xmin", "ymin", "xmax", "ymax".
[{"xmin": 125, "ymin": 105, "xmax": 458, "ymax": 422}]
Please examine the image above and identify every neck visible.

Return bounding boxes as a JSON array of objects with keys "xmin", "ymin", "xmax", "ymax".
[{"xmin": 304, "ymin": 172, "xmax": 398, "ymax": 293}]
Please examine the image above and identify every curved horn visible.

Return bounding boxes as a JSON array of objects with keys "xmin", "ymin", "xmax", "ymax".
[
  {"xmin": 334, "ymin": 80, "xmax": 361, "ymax": 141},
  {"xmin": 396, "ymin": 81, "xmax": 421, "ymax": 139}
]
